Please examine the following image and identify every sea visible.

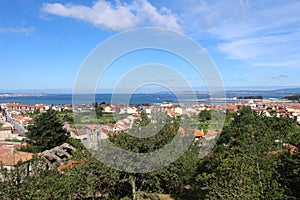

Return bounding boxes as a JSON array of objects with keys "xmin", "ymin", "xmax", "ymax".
[
  {"xmin": 0, "ymin": 91, "xmax": 292, "ymax": 106},
  {"xmin": 0, "ymin": 94, "xmax": 208, "ymax": 105}
]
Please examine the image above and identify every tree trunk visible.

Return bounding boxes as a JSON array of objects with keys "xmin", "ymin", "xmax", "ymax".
[
  {"xmin": 256, "ymin": 160, "xmax": 263, "ymax": 194},
  {"xmin": 130, "ymin": 175, "xmax": 137, "ymax": 200}
]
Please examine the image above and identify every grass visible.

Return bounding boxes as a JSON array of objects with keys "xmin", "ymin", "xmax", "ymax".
[
  {"xmin": 23, "ymin": 113, "xmax": 39, "ymax": 118},
  {"xmin": 98, "ymin": 113, "xmax": 116, "ymax": 124},
  {"xmin": 72, "ymin": 112, "xmax": 130, "ymax": 125},
  {"xmin": 5, "ymin": 139, "xmax": 23, "ymax": 143},
  {"xmin": 98, "ymin": 113, "xmax": 130, "ymax": 124}
]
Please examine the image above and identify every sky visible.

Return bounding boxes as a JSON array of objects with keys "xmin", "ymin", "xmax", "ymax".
[{"xmin": 0, "ymin": 0, "xmax": 300, "ymax": 93}]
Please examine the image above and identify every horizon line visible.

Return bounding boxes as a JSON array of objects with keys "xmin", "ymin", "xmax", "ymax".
[{"xmin": 0, "ymin": 86, "xmax": 300, "ymax": 94}]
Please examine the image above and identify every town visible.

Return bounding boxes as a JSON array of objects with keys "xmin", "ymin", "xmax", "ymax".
[{"xmin": 1, "ymin": 97, "xmax": 300, "ymax": 170}]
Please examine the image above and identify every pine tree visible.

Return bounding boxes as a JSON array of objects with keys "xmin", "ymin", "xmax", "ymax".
[
  {"xmin": 194, "ymin": 106, "xmax": 298, "ymax": 199},
  {"xmin": 26, "ymin": 109, "xmax": 69, "ymax": 152}
]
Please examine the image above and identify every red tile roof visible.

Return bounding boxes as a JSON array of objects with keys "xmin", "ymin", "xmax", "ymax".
[
  {"xmin": 58, "ymin": 160, "xmax": 79, "ymax": 171},
  {"xmin": 0, "ymin": 151, "xmax": 33, "ymax": 166},
  {"xmin": 194, "ymin": 129, "xmax": 204, "ymax": 137}
]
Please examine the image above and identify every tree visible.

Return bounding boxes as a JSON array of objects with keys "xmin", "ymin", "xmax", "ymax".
[
  {"xmin": 105, "ymin": 114, "xmax": 199, "ymax": 199},
  {"xmin": 95, "ymin": 106, "xmax": 103, "ymax": 118},
  {"xmin": 198, "ymin": 110, "xmax": 212, "ymax": 133},
  {"xmin": 140, "ymin": 110, "xmax": 150, "ymax": 126},
  {"xmin": 26, "ymin": 109, "xmax": 69, "ymax": 152},
  {"xmin": 194, "ymin": 106, "xmax": 300, "ymax": 199},
  {"xmin": 94, "ymin": 102, "xmax": 104, "ymax": 118}
]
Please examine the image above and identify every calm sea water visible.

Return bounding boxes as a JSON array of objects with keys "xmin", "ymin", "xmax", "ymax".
[
  {"xmin": 0, "ymin": 94, "xmax": 205, "ymax": 105},
  {"xmin": 0, "ymin": 93, "xmax": 287, "ymax": 106}
]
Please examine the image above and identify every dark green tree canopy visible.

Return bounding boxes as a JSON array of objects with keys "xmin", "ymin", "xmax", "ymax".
[
  {"xmin": 195, "ymin": 106, "xmax": 300, "ymax": 199},
  {"xmin": 26, "ymin": 109, "xmax": 69, "ymax": 152},
  {"xmin": 2, "ymin": 106, "xmax": 299, "ymax": 199}
]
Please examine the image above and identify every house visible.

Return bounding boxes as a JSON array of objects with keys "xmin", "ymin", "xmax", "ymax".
[
  {"xmin": 174, "ymin": 107, "xmax": 183, "ymax": 115},
  {"xmin": 184, "ymin": 107, "xmax": 199, "ymax": 116},
  {"xmin": 0, "ymin": 127, "xmax": 12, "ymax": 137},
  {"xmin": 20, "ymin": 117, "xmax": 34, "ymax": 127},
  {"xmin": 132, "ymin": 113, "xmax": 141, "ymax": 117},
  {"xmin": 0, "ymin": 150, "xmax": 33, "ymax": 170},
  {"xmin": 167, "ymin": 108, "xmax": 177, "ymax": 118},
  {"xmin": 102, "ymin": 104, "xmax": 114, "ymax": 113},
  {"xmin": 0, "ymin": 123, "xmax": 13, "ymax": 140},
  {"xmin": 225, "ymin": 104, "xmax": 238, "ymax": 112},
  {"xmin": 194, "ymin": 129, "xmax": 205, "ymax": 146},
  {"xmin": 70, "ymin": 128, "xmax": 89, "ymax": 140},
  {"xmin": 126, "ymin": 106, "xmax": 138, "ymax": 114},
  {"xmin": 113, "ymin": 115, "xmax": 136, "ymax": 133},
  {"xmin": 141, "ymin": 105, "xmax": 152, "ymax": 114},
  {"xmin": 84, "ymin": 124, "xmax": 99, "ymax": 132},
  {"xmin": 35, "ymin": 104, "xmax": 47, "ymax": 112},
  {"xmin": 100, "ymin": 123, "xmax": 115, "ymax": 135},
  {"xmin": 12, "ymin": 114, "xmax": 24, "ymax": 123},
  {"xmin": 160, "ymin": 102, "xmax": 172, "ymax": 108},
  {"xmin": 7, "ymin": 103, "xmax": 28, "ymax": 112},
  {"xmin": 261, "ymin": 110, "xmax": 272, "ymax": 117},
  {"xmin": 195, "ymin": 129, "xmax": 205, "ymax": 138},
  {"xmin": 204, "ymin": 129, "xmax": 219, "ymax": 140}
]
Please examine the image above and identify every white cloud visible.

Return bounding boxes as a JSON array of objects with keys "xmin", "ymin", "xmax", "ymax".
[
  {"xmin": 0, "ymin": 27, "xmax": 34, "ymax": 35},
  {"xmin": 41, "ymin": 0, "xmax": 300, "ymax": 70},
  {"xmin": 130, "ymin": 0, "xmax": 181, "ymax": 30},
  {"xmin": 252, "ymin": 60, "xmax": 300, "ymax": 68},
  {"xmin": 178, "ymin": 0, "xmax": 300, "ymax": 69},
  {"xmin": 266, "ymin": 74, "xmax": 288, "ymax": 80},
  {"xmin": 41, "ymin": 0, "xmax": 182, "ymax": 31},
  {"xmin": 217, "ymin": 31, "xmax": 300, "ymax": 59}
]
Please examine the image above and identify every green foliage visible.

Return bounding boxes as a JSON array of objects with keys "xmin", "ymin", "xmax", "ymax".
[
  {"xmin": 198, "ymin": 110, "xmax": 226, "ymax": 133},
  {"xmin": 110, "ymin": 117, "xmax": 178, "ymax": 153},
  {"xmin": 284, "ymin": 94, "xmax": 300, "ymax": 101},
  {"xmin": 1, "ymin": 106, "xmax": 300, "ymax": 199},
  {"xmin": 237, "ymin": 95, "xmax": 263, "ymax": 99},
  {"xmin": 95, "ymin": 106, "xmax": 103, "ymax": 118},
  {"xmin": 23, "ymin": 112, "xmax": 39, "ymax": 119},
  {"xmin": 198, "ymin": 110, "xmax": 211, "ymax": 133},
  {"xmin": 26, "ymin": 109, "xmax": 69, "ymax": 152},
  {"xmin": 0, "ymin": 150, "xmax": 119, "ymax": 199},
  {"xmin": 106, "ymin": 115, "xmax": 200, "ymax": 199},
  {"xmin": 4, "ymin": 138, "xmax": 23, "ymax": 142},
  {"xmin": 57, "ymin": 111, "xmax": 74, "ymax": 124},
  {"xmin": 277, "ymin": 153, "xmax": 300, "ymax": 198},
  {"xmin": 199, "ymin": 110, "xmax": 211, "ymax": 122},
  {"xmin": 66, "ymin": 138, "xmax": 85, "ymax": 150},
  {"xmin": 194, "ymin": 106, "xmax": 300, "ymax": 199},
  {"xmin": 140, "ymin": 110, "xmax": 150, "ymax": 126}
]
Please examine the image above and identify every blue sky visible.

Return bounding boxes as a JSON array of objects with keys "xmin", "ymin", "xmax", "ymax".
[{"xmin": 0, "ymin": 0, "xmax": 300, "ymax": 92}]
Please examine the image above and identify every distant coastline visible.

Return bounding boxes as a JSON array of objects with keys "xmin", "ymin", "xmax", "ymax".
[
  {"xmin": 0, "ymin": 93, "xmax": 43, "ymax": 98},
  {"xmin": 0, "ymin": 87, "xmax": 299, "ymax": 106},
  {"xmin": 1, "ymin": 86, "xmax": 300, "ymax": 95}
]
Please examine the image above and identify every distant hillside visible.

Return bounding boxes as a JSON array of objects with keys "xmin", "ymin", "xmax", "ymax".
[
  {"xmin": 225, "ymin": 87, "xmax": 300, "ymax": 99},
  {"xmin": 225, "ymin": 87, "xmax": 300, "ymax": 93},
  {"xmin": 283, "ymin": 94, "xmax": 300, "ymax": 101},
  {"xmin": 271, "ymin": 88, "xmax": 300, "ymax": 94}
]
